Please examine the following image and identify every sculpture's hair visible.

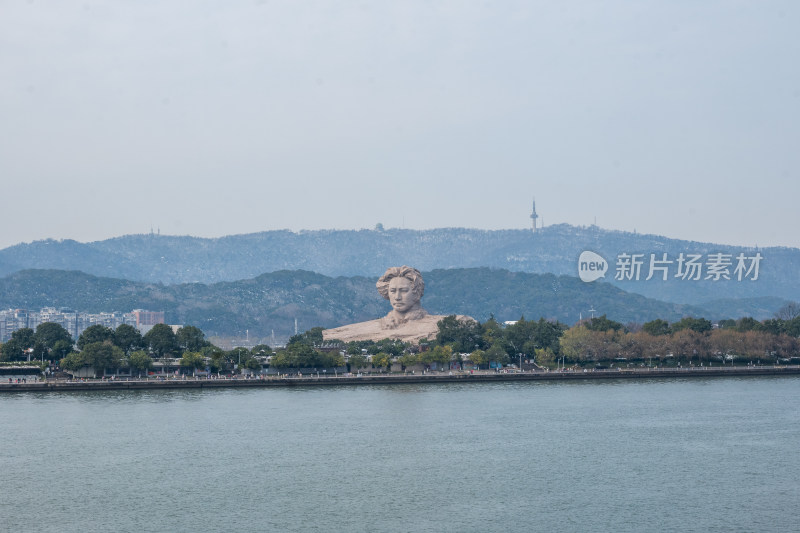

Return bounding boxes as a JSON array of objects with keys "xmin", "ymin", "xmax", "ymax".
[{"xmin": 376, "ymin": 266, "xmax": 424, "ymax": 300}]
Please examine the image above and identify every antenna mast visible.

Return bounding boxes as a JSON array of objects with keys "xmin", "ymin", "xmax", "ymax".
[{"xmin": 530, "ymin": 198, "xmax": 539, "ymax": 233}]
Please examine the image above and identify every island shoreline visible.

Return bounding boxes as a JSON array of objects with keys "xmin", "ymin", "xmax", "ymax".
[{"xmin": 2, "ymin": 366, "xmax": 799, "ymax": 392}]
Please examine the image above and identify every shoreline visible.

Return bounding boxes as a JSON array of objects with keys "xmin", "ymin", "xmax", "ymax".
[{"xmin": 2, "ymin": 366, "xmax": 800, "ymax": 392}]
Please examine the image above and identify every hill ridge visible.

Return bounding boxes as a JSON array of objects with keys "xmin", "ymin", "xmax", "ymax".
[
  {"xmin": 1, "ymin": 267, "xmax": 787, "ymax": 340},
  {"xmin": 1, "ymin": 224, "xmax": 797, "ymax": 305}
]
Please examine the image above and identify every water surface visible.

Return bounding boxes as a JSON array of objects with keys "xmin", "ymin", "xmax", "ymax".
[{"xmin": 2, "ymin": 377, "xmax": 798, "ymax": 532}]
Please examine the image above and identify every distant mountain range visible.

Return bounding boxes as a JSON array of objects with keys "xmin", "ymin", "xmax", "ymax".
[
  {"xmin": 0, "ymin": 268, "xmax": 788, "ymax": 340},
  {"xmin": 1, "ymin": 225, "xmax": 796, "ymax": 307},
  {"xmin": 0, "ymin": 225, "xmax": 796, "ymax": 338}
]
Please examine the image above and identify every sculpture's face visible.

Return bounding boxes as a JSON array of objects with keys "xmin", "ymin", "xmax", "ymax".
[{"xmin": 388, "ymin": 276, "xmax": 419, "ymax": 313}]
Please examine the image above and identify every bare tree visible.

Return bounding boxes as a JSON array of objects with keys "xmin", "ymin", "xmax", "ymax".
[{"xmin": 775, "ymin": 302, "xmax": 800, "ymax": 321}]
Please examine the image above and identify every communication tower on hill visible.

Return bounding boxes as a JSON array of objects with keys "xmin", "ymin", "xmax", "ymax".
[{"xmin": 530, "ymin": 198, "xmax": 539, "ymax": 233}]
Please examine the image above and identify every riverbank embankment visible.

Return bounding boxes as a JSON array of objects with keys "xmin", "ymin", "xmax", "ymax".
[{"xmin": 2, "ymin": 366, "xmax": 800, "ymax": 392}]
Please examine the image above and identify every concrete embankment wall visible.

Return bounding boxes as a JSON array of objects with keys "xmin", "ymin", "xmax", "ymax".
[{"xmin": 2, "ymin": 367, "xmax": 800, "ymax": 393}]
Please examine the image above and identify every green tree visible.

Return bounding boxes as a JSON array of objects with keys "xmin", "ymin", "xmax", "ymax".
[
  {"xmin": 209, "ymin": 350, "xmax": 228, "ymax": 373},
  {"xmin": 52, "ymin": 339, "xmax": 74, "ymax": 360},
  {"xmin": 230, "ymin": 349, "xmax": 262, "ymax": 373},
  {"xmin": 270, "ymin": 341, "xmax": 327, "ymax": 369},
  {"xmin": 397, "ymin": 352, "xmax": 419, "ymax": 369},
  {"xmin": 114, "ymin": 324, "xmax": 144, "ymax": 354},
  {"xmin": 144, "ymin": 324, "xmax": 178, "ymax": 358},
  {"xmin": 81, "ymin": 341, "xmax": 124, "ymax": 377},
  {"xmin": 0, "ymin": 339, "xmax": 23, "ymax": 361},
  {"xmin": 534, "ymin": 347, "xmax": 556, "ymax": 365},
  {"xmin": 559, "ymin": 326, "xmax": 597, "ymax": 364},
  {"xmin": 77, "ymin": 325, "xmax": 115, "ymax": 350},
  {"xmin": 0, "ymin": 328, "xmax": 35, "ymax": 361},
  {"xmin": 450, "ymin": 347, "xmax": 464, "ymax": 369},
  {"xmin": 34, "ymin": 322, "xmax": 74, "ymax": 351},
  {"xmin": 269, "ymin": 350, "xmax": 296, "ymax": 369},
  {"xmin": 373, "ymin": 338, "xmax": 407, "ymax": 357},
  {"xmin": 31, "ymin": 341, "xmax": 48, "ymax": 362},
  {"xmin": 319, "ymin": 351, "xmax": 344, "ymax": 369},
  {"xmin": 761, "ymin": 319, "xmax": 786, "ymax": 336},
  {"xmin": 77, "ymin": 324, "xmax": 114, "ymax": 350},
  {"xmin": 486, "ymin": 343, "xmax": 510, "ymax": 366},
  {"xmin": 585, "ymin": 315, "xmax": 625, "ymax": 333},
  {"xmin": 60, "ymin": 351, "xmax": 85, "ymax": 372},
  {"xmin": 504, "ymin": 316, "xmax": 532, "ymax": 354},
  {"xmin": 11, "ymin": 327, "xmax": 35, "ymax": 347},
  {"xmin": 251, "ymin": 344, "xmax": 272, "ymax": 356},
  {"xmin": 735, "ymin": 317, "xmax": 763, "ymax": 332},
  {"xmin": 469, "ymin": 349, "xmax": 488, "ymax": 367},
  {"xmin": 176, "ymin": 325, "xmax": 209, "ymax": 351},
  {"xmin": 180, "ymin": 351, "xmax": 206, "ymax": 374},
  {"xmin": 642, "ymin": 319, "xmax": 671, "ymax": 336},
  {"xmin": 786, "ymin": 316, "xmax": 800, "ymax": 338},
  {"xmin": 420, "ymin": 345, "xmax": 452, "ymax": 369},
  {"xmin": 128, "ymin": 350, "xmax": 153, "ymax": 377},
  {"xmin": 671, "ymin": 317, "xmax": 712, "ymax": 334},
  {"xmin": 481, "ymin": 315, "xmax": 504, "ymax": 346},
  {"xmin": 347, "ymin": 353, "xmax": 369, "ymax": 371},
  {"xmin": 200, "ymin": 345, "xmax": 222, "ymax": 356},
  {"xmin": 371, "ymin": 352, "xmax": 392, "ymax": 371},
  {"xmin": 289, "ymin": 327, "xmax": 324, "ymax": 346},
  {"xmin": 435, "ymin": 315, "xmax": 485, "ymax": 353},
  {"xmin": 346, "ymin": 340, "xmax": 374, "ymax": 355},
  {"xmin": 244, "ymin": 357, "xmax": 263, "ymax": 372},
  {"xmin": 505, "ymin": 317, "xmax": 565, "ymax": 356},
  {"xmin": 227, "ymin": 348, "xmax": 245, "ymax": 367},
  {"xmin": 286, "ymin": 342, "xmax": 320, "ymax": 368}
]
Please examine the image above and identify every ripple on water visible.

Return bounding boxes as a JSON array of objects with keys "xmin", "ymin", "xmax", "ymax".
[{"xmin": 1, "ymin": 377, "xmax": 798, "ymax": 533}]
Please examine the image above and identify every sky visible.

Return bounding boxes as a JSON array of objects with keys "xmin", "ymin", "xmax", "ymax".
[{"xmin": 1, "ymin": 1, "xmax": 798, "ymax": 250}]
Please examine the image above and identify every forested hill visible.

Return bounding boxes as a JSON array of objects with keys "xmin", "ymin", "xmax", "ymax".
[
  {"xmin": 1, "ymin": 225, "xmax": 797, "ymax": 305},
  {"xmin": 1, "ymin": 268, "xmax": 780, "ymax": 340}
]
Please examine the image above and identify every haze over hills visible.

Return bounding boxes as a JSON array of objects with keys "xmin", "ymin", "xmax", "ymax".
[
  {"xmin": 1, "ymin": 224, "xmax": 797, "ymax": 306},
  {"xmin": 0, "ymin": 268, "xmax": 787, "ymax": 340}
]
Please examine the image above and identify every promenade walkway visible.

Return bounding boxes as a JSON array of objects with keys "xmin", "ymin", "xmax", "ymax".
[{"xmin": 2, "ymin": 365, "xmax": 800, "ymax": 392}]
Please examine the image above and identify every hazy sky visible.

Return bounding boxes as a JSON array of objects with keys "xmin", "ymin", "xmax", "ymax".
[{"xmin": 2, "ymin": 1, "xmax": 798, "ymax": 250}]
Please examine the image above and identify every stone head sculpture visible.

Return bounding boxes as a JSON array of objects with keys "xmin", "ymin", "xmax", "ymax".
[
  {"xmin": 376, "ymin": 266, "xmax": 425, "ymax": 318},
  {"xmin": 322, "ymin": 265, "xmax": 471, "ymax": 341}
]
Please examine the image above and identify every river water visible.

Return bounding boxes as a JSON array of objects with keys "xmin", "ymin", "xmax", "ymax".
[{"xmin": 1, "ymin": 376, "xmax": 799, "ymax": 532}]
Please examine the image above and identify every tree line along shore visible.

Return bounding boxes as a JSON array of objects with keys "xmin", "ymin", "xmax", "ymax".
[{"xmin": 2, "ymin": 303, "xmax": 800, "ymax": 379}]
